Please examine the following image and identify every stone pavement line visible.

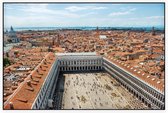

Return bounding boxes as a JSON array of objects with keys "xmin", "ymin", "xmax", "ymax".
[
  {"xmin": 80, "ymin": 73, "xmax": 95, "ymax": 109},
  {"xmin": 82, "ymin": 74, "xmax": 94, "ymax": 109},
  {"xmin": 63, "ymin": 74, "xmax": 77, "ymax": 109},
  {"xmin": 74, "ymin": 74, "xmax": 85, "ymax": 109},
  {"xmin": 62, "ymin": 74, "xmax": 70, "ymax": 109},
  {"xmin": 95, "ymin": 73, "xmax": 118, "ymax": 109},
  {"xmin": 65, "ymin": 74, "xmax": 71, "ymax": 109},
  {"xmin": 62, "ymin": 73, "xmax": 148, "ymax": 109},
  {"xmin": 62, "ymin": 74, "xmax": 68, "ymax": 109},
  {"xmin": 105, "ymin": 70, "xmax": 146, "ymax": 109},
  {"xmin": 87, "ymin": 73, "xmax": 114, "ymax": 109},
  {"xmin": 103, "ymin": 74, "xmax": 134, "ymax": 109},
  {"xmin": 61, "ymin": 75, "xmax": 66, "ymax": 109},
  {"xmin": 71, "ymin": 74, "xmax": 80, "ymax": 109},
  {"xmin": 106, "ymin": 75, "xmax": 133, "ymax": 108},
  {"xmin": 116, "ymin": 83, "xmax": 139, "ymax": 109}
]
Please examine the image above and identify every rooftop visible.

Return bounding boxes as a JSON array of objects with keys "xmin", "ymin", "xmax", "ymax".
[
  {"xmin": 4, "ymin": 52, "xmax": 56, "ymax": 109},
  {"xmin": 105, "ymin": 56, "xmax": 164, "ymax": 94},
  {"xmin": 56, "ymin": 52, "xmax": 97, "ymax": 56}
]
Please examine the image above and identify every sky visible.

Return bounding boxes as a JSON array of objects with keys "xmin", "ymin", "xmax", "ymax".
[{"xmin": 4, "ymin": 3, "xmax": 164, "ymax": 28}]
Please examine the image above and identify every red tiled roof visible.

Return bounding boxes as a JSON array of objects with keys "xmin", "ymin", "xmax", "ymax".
[
  {"xmin": 105, "ymin": 56, "xmax": 164, "ymax": 93},
  {"xmin": 4, "ymin": 52, "xmax": 56, "ymax": 109}
]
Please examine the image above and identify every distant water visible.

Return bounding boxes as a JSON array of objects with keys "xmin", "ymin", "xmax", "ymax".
[{"xmin": 4, "ymin": 26, "xmax": 164, "ymax": 32}]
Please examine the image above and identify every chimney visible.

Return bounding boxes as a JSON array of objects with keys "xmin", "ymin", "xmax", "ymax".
[
  {"xmin": 36, "ymin": 69, "xmax": 39, "ymax": 73},
  {"xmin": 30, "ymin": 75, "xmax": 33, "ymax": 80},
  {"xmin": 27, "ymin": 80, "xmax": 31, "ymax": 87},
  {"xmin": 9, "ymin": 102, "xmax": 14, "ymax": 109}
]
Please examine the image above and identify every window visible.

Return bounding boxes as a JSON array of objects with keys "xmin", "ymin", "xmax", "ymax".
[
  {"xmin": 38, "ymin": 98, "xmax": 40, "ymax": 104},
  {"xmin": 35, "ymin": 103, "xmax": 38, "ymax": 109},
  {"xmin": 41, "ymin": 91, "xmax": 44, "ymax": 98}
]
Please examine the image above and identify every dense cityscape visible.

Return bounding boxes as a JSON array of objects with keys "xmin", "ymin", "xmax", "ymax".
[
  {"xmin": 3, "ymin": 26, "xmax": 165, "ymax": 109},
  {"xmin": 3, "ymin": 3, "xmax": 165, "ymax": 110}
]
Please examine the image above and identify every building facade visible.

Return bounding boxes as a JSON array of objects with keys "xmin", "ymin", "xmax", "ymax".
[
  {"xmin": 29, "ymin": 52, "xmax": 164, "ymax": 110},
  {"xmin": 103, "ymin": 58, "xmax": 164, "ymax": 109},
  {"xmin": 7, "ymin": 26, "xmax": 20, "ymax": 43},
  {"xmin": 4, "ymin": 52, "xmax": 164, "ymax": 109}
]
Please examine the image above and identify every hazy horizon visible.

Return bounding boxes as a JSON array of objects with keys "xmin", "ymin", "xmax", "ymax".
[
  {"xmin": 4, "ymin": 3, "xmax": 164, "ymax": 28},
  {"xmin": 4, "ymin": 26, "xmax": 164, "ymax": 31}
]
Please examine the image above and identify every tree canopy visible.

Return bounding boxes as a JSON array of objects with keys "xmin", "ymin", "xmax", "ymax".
[{"xmin": 3, "ymin": 58, "xmax": 11, "ymax": 67}]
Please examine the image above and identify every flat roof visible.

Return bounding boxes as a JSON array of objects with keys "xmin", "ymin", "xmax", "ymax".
[
  {"xmin": 99, "ymin": 35, "xmax": 107, "ymax": 39},
  {"xmin": 56, "ymin": 52, "xmax": 97, "ymax": 56}
]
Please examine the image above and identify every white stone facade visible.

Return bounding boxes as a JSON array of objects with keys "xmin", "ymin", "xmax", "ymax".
[{"xmin": 32, "ymin": 53, "xmax": 165, "ymax": 110}]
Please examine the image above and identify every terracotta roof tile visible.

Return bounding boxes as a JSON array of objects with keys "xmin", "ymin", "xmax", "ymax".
[
  {"xmin": 4, "ymin": 52, "xmax": 56, "ymax": 109},
  {"xmin": 105, "ymin": 56, "xmax": 164, "ymax": 93}
]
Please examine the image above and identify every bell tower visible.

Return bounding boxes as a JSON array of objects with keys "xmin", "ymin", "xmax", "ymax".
[
  {"xmin": 151, "ymin": 26, "xmax": 155, "ymax": 36},
  {"xmin": 96, "ymin": 26, "xmax": 99, "ymax": 38}
]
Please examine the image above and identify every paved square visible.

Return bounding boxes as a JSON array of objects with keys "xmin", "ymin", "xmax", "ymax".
[{"xmin": 62, "ymin": 72, "xmax": 149, "ymax": 109}]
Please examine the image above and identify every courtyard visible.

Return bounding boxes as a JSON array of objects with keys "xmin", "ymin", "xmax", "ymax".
[{"xmin": 61, "ymin": 72, "xmax": 149, "ymax": 109}]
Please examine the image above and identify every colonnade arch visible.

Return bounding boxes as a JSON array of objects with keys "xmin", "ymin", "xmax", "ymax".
[
  {"xmin": 58, "ymin": 56, "xmax": 103, "ymax": 72},
  {"xmin": 103, "ymin": 58, "xmax": 164, "ymax": 110},
  {"xmin": 54, "ymin": 54, "xmax": 165, "ymax": 110}
]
